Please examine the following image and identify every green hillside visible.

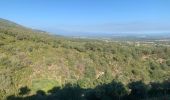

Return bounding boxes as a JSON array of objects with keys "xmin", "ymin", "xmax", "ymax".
[{"xmin": 0, "ymin": 19, "xmax": 170, "ymax": 100}]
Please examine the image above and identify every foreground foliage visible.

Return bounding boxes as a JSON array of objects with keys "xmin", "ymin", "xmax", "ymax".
[{"xmin": 7, "ymin": 80, "xmax": 170, "ymax": 100}]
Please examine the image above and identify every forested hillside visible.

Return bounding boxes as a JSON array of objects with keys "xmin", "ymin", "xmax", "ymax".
[{"xmin": 0, "ymin": 18, "xmax": 170, "ymax": 100}]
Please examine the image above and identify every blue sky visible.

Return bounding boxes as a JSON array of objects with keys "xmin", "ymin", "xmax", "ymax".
[{"xmin": 0, "ymin": 0, "xmax": 170, "ymax": 35}]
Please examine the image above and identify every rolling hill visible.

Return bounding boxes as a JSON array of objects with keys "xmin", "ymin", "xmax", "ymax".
[{"xmin": 0, "ymin": 18, "xmax": 170, "ymax": 100}]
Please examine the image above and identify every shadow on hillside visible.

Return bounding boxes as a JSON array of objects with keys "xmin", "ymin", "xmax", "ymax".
[{"xmin": 7, "ymin": 80, "xmax": 170, "ymax": 100}]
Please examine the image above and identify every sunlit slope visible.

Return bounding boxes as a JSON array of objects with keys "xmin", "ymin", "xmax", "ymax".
[{"xmin": 0, "ymin": 18, "xmax": 170, "ymax": 99}]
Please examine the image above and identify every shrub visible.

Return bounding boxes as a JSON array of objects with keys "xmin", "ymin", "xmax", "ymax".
[
  {"xmin": 128, "ymin": 81, "xmax": 150, "ymax": 99},
  {"xmin": 166, "ymin": 59, "xmax": 170, "ymax": 66},
  {"xmin": 16, "ymin": 34, "xmax": 27, "ymax": 40},
  {"xmin": 0, "ymin": 42, "xmax": 5, "ymax": 47}
]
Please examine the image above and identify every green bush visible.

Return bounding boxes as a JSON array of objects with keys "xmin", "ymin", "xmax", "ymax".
[{"xmin": 166, "ymin": 59, "xmax": 170, "ymax": 66}]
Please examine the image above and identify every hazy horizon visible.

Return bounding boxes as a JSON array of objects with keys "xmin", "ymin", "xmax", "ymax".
[{"xmin": 1, "ymin": 0, "xmax": 170, "ymax": 35}]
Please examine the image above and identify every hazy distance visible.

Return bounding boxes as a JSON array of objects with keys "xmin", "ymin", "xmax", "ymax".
[{"xmin": 0, "ymin": 0, "xmax": 170, "ymax": 36}]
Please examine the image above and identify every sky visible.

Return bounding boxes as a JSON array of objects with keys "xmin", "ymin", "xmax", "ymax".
[{"xmin": 0, "ymin": 0, "xmax": 170, "ymax": 35}]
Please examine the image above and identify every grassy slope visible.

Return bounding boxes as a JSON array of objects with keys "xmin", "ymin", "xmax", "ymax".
[{"xmin": 0, "ymin": 19, "xmax": 170, "ymax": 99}]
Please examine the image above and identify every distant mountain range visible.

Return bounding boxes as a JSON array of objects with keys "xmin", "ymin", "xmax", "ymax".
[
  {"xmin": 56, "ymin": 31, "xmax": 170, "ymax": 40},
  {"xmin": 1, "ymin": 18, "xmax": 170, "ymax": 40}
]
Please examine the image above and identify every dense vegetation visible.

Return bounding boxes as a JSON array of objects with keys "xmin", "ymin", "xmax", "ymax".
[{"xmin": 0, "ymin": 18, "xmax": 170, "ymax": 100}]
